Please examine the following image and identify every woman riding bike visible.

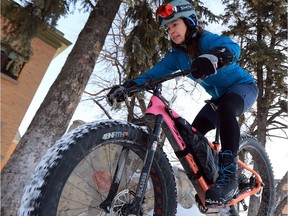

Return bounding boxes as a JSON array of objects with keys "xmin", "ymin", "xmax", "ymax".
[{"xmin": 107, "ymin": 0, "xmax": 259, "ymax": 205}]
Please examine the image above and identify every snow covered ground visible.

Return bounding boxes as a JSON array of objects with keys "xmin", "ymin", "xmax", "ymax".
[{"xmin": 177, "ymin": 204, "xmax": 205, "ymax": 215}]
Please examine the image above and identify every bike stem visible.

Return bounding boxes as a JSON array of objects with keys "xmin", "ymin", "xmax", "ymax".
[{"xmin": 128, "ymin": 114, "xmax": 164, "ymax": 215}]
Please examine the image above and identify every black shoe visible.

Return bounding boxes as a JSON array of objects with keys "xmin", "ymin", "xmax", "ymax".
[{"xmin": 205, "ymin": 150, "xmax": 239, "ymax": 205}]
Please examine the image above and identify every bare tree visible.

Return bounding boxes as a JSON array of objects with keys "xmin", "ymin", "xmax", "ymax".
[{"xmin": 1, "ymin": 0, "xmax": 122, "ymax": 214}]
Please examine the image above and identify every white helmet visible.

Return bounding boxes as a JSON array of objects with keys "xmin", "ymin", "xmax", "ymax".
[{"xmin": 156, "ymin": 0, "xmax": 198, "ymax": 29}]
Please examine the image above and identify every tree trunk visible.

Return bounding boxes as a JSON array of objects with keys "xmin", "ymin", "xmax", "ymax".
[
  {"xmin": 256, "ymin": 65, "xmax": 269, "ymax": 146},
  {"xmin": 0, "ymin": 0, "xmax": 121, "ymax": 214},
  {"xmin": 255, "ymin": 15, "xmax": 268, "ymax": 147},
  {"xmin": 274, "ymin": 171, "xmax": 288, "ymax": 216}
]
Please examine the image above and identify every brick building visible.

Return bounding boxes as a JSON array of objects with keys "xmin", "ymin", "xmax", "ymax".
[{"xmin": 1, "ymin": 1, "xmax": 71, "ymax": 169}]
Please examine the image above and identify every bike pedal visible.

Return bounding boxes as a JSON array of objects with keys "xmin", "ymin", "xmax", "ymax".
[{"xmin": 205, "ymin": 203, "xmax": 225, "ymax": 209}]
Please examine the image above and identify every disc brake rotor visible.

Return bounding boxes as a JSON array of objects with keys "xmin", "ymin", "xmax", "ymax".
[{"xmin": 110, "ymin": 189, "xmax": 135, "ymax": 216}]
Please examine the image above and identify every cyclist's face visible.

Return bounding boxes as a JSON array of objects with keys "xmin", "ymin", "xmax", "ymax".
[{"xmin": 166, "ymin": 18, "xmax": 187, "ymax": 44}]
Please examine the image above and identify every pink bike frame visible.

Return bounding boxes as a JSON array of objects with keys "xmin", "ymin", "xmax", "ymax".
[{"xmin": 145, "ymin": 94, "xmax": 263, "ymax": 207}]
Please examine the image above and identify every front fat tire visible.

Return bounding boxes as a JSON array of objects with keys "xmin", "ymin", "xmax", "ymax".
[
  {"xmin": 19, "ymin": 120, "xmax": 177, "ymax": 216},
  {"xmin": 237, "ymin": 134, "xmax": 275, "ymax": 216}
]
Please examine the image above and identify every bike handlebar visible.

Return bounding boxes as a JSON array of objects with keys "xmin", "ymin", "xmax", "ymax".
[
  {"xmin": 108, "ymin": 69, "xmax": 195, "ymax": 102},
  {"xmin": 126, "ymin": 69, "xmax": 194, "ymax": 95}
]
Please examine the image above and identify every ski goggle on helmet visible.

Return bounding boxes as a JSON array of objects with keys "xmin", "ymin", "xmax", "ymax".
[{"xmin": 156, "ymin": 0, "xmax": 198, "ymax": 28}]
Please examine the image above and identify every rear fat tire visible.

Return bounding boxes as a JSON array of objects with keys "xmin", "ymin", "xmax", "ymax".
[
  {"xmin": 235, "ymin": 134, "xmax": 275, "ymax": 216},
  {"xmin": 19, "ymin": 120, "xmax": 177, "ymax": 216}
]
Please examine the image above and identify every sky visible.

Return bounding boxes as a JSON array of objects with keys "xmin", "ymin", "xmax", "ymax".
[{"xmin": 17, "ymin": 2, "xmax": 287, "ymax": 214}]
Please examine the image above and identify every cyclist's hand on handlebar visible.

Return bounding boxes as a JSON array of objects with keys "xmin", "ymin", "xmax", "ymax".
[
  {"xmin": 191, "ymin": 54, "xmax": 218, "ymax": 79},
  {"xmin": 106, "ymin": 85, "xmax": 126, "ymax": 106},
  {"xmin": 106, "ymin": 80, "xmax": 137, "ymax": 106}
]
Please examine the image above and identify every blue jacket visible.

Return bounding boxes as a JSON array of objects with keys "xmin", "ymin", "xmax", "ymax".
[{"xmin": 133, "ymin": 30, "xmax": 255, "ymax": 99}]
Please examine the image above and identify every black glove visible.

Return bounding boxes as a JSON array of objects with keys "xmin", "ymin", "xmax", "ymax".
[
  {"xmin": 206, "ymin": 46, "xmax": 234, "ymax": 68},
  {"xmin": 106, "ymin": 80, "xmax": 136, "ymax": 106},
  {"xmin": 106, "ymin": 85, "xmax": 125, "ymax": 106},
  {"xmin": 191, "ymin": 54, "xmax": 218, "ymax": 79}
]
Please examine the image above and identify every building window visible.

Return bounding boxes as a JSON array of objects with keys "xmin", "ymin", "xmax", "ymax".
[{"xmin": 1, "ymin": 49, "xmax": 25, "ymax": 80}]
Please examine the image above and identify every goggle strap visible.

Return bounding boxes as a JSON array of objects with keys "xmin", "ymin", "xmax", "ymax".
[{"xmin": 174, "ymin": 4, "xmax": 194, "ymax": 14}]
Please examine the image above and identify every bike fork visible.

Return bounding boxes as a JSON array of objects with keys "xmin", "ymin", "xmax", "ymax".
[
  {"xmin": 100, "ymin": 147, "xmax": 130, "ymax": 212},
  {"xmin": 128, "ymin": 114, "xmax": 164, "ymax": 215}
]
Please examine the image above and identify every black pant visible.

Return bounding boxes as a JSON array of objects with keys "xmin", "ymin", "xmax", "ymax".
[{"xmin": 192, "ymin": 92, "xmax": 244, "ymax": 154}]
